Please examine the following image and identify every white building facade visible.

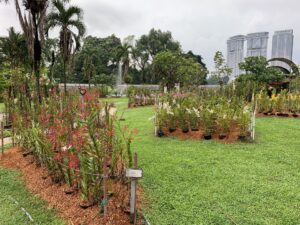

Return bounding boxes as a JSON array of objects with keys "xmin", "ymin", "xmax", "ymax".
[
  {"xmin": 271, "ymin": 30, "xmax": 294, "ymax": 71},
  {"xmin": 227, "ymin": 35, "xmax": 246, "ymax": 81}
]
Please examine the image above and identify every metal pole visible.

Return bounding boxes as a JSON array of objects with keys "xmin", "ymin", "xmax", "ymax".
[
  {"xmin": 1, "ymin": 121, "xmax": 4, "ymax": 154},
  {"xmin": 103, "ymin": 156, "xmax": 108, "ymax": 216},
  {"xmin": 130, "ymin": 153, "xmax": 138, "ymax": 224},
  {"xmin": 11, "ymin": 117, "xmax": 15, "ymax": 147}
]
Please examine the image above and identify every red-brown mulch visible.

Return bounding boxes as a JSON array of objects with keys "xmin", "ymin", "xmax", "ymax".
[
  {"xmin": 0, "ymin": 147, "xmax": 142, "ymax": 225},
  {"xmin": 161, "ymin": 123, "xmax": 243, "ymax": 144},
  {"xmin": 256, "ymin": 112, "xmax": 300, "ymax": 119},
  {"xmin": 127, "ymin": 103, "xmax": 154, "ymax": 109}
]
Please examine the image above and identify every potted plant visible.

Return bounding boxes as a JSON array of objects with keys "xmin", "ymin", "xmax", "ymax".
[
  {"xmin": 202, "ymin": 108, "xmax": 214, "ymax": 140},
  {"xmin": 217, "ymin": 112, "xmax": 231, "ymax": 140},
  {"xmin": 167, "ymin": 109, "xmax": 177, "ymax": 132},
  {"xmin": 189, "ymin": 107, "xmax": 200, "ymax": 131},
  {"xmin": 238, "ymin": 106, "xmax": 251, "ymax": 141}
]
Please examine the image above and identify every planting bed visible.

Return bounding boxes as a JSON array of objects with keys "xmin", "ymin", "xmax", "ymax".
[
  {"xmin": 160, "ymin": 122, "xmax": 243, "ymax": 143},
  {"xmin": 156, "ymin": 92, "xmax": 254, "ymax": 143},
  {"xmin": 0, "ymin": 147, "xmax": 139, "ymax": 225},
  {"xmin": 256, "ymin": 112, "xmax": 300, "ymax": 118}
]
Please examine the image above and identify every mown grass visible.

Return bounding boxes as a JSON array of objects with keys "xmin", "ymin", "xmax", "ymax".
[
  {"xmin": 0, "ymin": 167, "xmax": 65, "ymax": 225},
  {"xmin": 118, "ymin": 104, "xmax": 300, "ymax": 225},
  {"xmin": 1, "ymin": 98, "xmax": 299, "ymax": 224}
]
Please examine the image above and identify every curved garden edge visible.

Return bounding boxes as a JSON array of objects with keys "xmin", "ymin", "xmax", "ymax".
[{"xmin": 0, "ymin": 147, "xmax": 144, "ymax": 225}]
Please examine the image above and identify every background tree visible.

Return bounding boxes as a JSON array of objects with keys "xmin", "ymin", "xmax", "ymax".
[
  {"xmin": 45, "ymin": 0, "xmax": 86, "ymax": 93},
  {"xmin": 238, "ymin": 56, "xmax": 284, "ymax": 83},
  {"xmin": 83, "ymin": 55, "xmax": 95, "ymax": 88},
  {"xmin": 117, "ymin": 35, "xmax": 134, "ymax": 84},
  {"xmin": 1, "ymin": 0, "xmax": 49, "ymax": 102},
  {"xmin": 134, "ymin": 28, "xmax": 181, "ymax": 83},
  {"xmin": 42, "ymin": 37, "xmax": 59, "ymax": 83},
  {"xmin": 74, "ymin": 35, "xmax": 122, "ymax": 85},
  {"xmin": 212, "ymin": 51, "xmax": 232, "ymax": 84},
  {"xmin": 153, "ymin": 51, "xmax": 205, "ymax": 89},
  {"xmin": 183, "ymin": 50, "xmax": 208, "ymax": 84}
]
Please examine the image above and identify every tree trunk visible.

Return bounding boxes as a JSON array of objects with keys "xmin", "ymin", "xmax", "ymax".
[
  {"xmin": 63, "ymin": 60, "xmax": 67, "ymax": 94},
  {"xmin": 32, "ymin": 12, "xmax": 42, "ymax": 103}
]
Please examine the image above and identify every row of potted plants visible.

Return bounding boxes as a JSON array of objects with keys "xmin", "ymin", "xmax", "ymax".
[
  {"xmin": 155, "ymin": 92, "xmax": 253, "ymax": 141},
  {"xmin": 256, "ymin": 90, "xmax": 300, "ymax": 117},
  {"xmin": 127, "ymin": 86, "xmax": 157, "ymax": 107}
]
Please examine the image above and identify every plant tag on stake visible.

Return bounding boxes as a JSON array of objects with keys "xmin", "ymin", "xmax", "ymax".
[{"xmin": 126, "ymin": 169, "xmax": 143, "ymax": 178}]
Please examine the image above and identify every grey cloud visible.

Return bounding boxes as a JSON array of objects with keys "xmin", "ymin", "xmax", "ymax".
[{"xmin": 0, "ymin": 0, "xmax": 299, "ymax": 70}]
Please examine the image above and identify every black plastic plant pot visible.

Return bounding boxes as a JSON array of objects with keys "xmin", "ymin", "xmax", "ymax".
[
  {"xmin": 4, "ymin": 124, "xmax": 12, "ymax": 129},
  {"xmin": 169, "ymin": 128, "xmax": 176, "ymax": 133},
  {"xmin": 182, "ymin": 128, "xmax": 189, "ymax": 133},
  {"xmin": 203, "ymin": 134, "xmax": 212, "ymax": 140},
  {"xmin": 238, "ymin": 135, "xmax": 247, "ymax": 141},
  {"xmin": 282, "ymin": 113, "xmax": 289, "ymax": 117},
  {"xmin": 292, "ymin": 114, "xmax": 299, "ymax": 118},
  {"xmin": 219, "ymin": 134, "xmax": 227, "ymax": 140},
  {"xmin": 191, "ymin": 128, "xmax": 199, "ymax": 132},
  {"xmin": 157, "ymin": 130, "xmax": 164, "ymax": 137}
]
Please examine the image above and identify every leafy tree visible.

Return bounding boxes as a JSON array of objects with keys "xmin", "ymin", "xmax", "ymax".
[
  {"xmin": 134, "ymin": 28, "xmax": 181, "ymax": 83},
  {"xmin": 153, "ymin": 51, "xmax": 206, "ymax": 89},
  {"xmin": 83, "ymin": 55, "xmax": 95, "ymax": 88},
  {"xmin": 183, "ymin": 51, "xmax": 208, "ymax": 84},
  {"xmin": 212, "ymin": 51, "xmax": 232, "ymax": 84},
  {"xmin": 238, "ymin": 56, "xmax": 284, "ymax": 83},
  {"xmin": 184, "ymin": 51, "xmax": 208, "ymax": 71},
  {"xmin": 0, "ymin": 27, "xmax": 29, "ymax": 68},
  {"xmin": 1, "ymin": 0, "xmax": 49, "ymax": 102},
  {"xmin": 45, "ymin": 0, "xmax": 86, "ymax": 93},
  {"xmin": 74, "ymin": 35, "xmax": 122, "ymax": 85}
]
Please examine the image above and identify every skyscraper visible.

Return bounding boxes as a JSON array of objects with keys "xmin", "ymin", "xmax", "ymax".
[
  {"xmin": 246, "ymin": 32, "xmax": 269, "ymax": 58},
  {"xmin": 271, "ymin": 30, "xmax": 294, "ymax": 71},
  {"xmin": 227, "ymin": 35, "xmax": 245, "ymax": 80}
]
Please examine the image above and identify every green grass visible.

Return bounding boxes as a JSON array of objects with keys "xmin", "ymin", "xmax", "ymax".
[
  {"xmin": 105, "ymin": 97, "xmax": 128, "ymax": 109},
  {"xmin": 0, "ymin": 103, "xmax": 5, "ymax": 113},
  {"xmin": 118, "ymin": 104, "xmax": 300, "ymax": 225},
  {"xmin": 0, "ymin": 168, "xmax": 65, "ymax": 225},
  {"xmin": 1, "ymin": 98, "xmax": 299, "ymax": 224}
]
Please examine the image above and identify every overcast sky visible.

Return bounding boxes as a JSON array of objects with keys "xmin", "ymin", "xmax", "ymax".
[{"xmin": 0, "ymin": 0, "xmax": 299, "ymax": 70}]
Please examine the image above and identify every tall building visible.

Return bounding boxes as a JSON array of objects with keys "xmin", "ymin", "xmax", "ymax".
[
  {"xmin": 227, "ymin": 35, "xmax": 246, "ymax": 80},
  {"xmin": 246, "ymin": 32, "xmax": 269, "ymax": 57},
  {"xmin": 271, "ymin": 30, "xmax": 294, "ymax": 71}
]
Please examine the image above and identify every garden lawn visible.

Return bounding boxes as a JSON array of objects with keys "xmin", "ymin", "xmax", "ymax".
[
  {"xmin": 119, "ymin": 104, "xmax": 300, "ymax": 225},
  {"xmin": 0, "ymin": 167, "xmax": 65, "ymax": 225}
]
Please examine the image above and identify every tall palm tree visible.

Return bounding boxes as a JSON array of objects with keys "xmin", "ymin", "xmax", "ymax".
[
  {"xmin": 45, "ymin": 0, "xmax": 86, "ymax": 93},
  {"xmin": 1, "ymin": 0, "xmax": 48, "ymax": 102},
  {"xmin": 1, "ymin": 27, "xmax": 28, "ymax": 68},
  {"xmin": 118, "ymin": 36, "xmax": 134, "ymax": 83}
]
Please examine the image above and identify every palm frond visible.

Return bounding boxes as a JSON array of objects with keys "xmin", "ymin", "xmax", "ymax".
[
  {"xmin": 68, "ymin": 19, "xmax": 86, "ymax": 37},
  {"xmin": 65, "ymin": 5, "xmax": 83, "ymax": 21}
]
